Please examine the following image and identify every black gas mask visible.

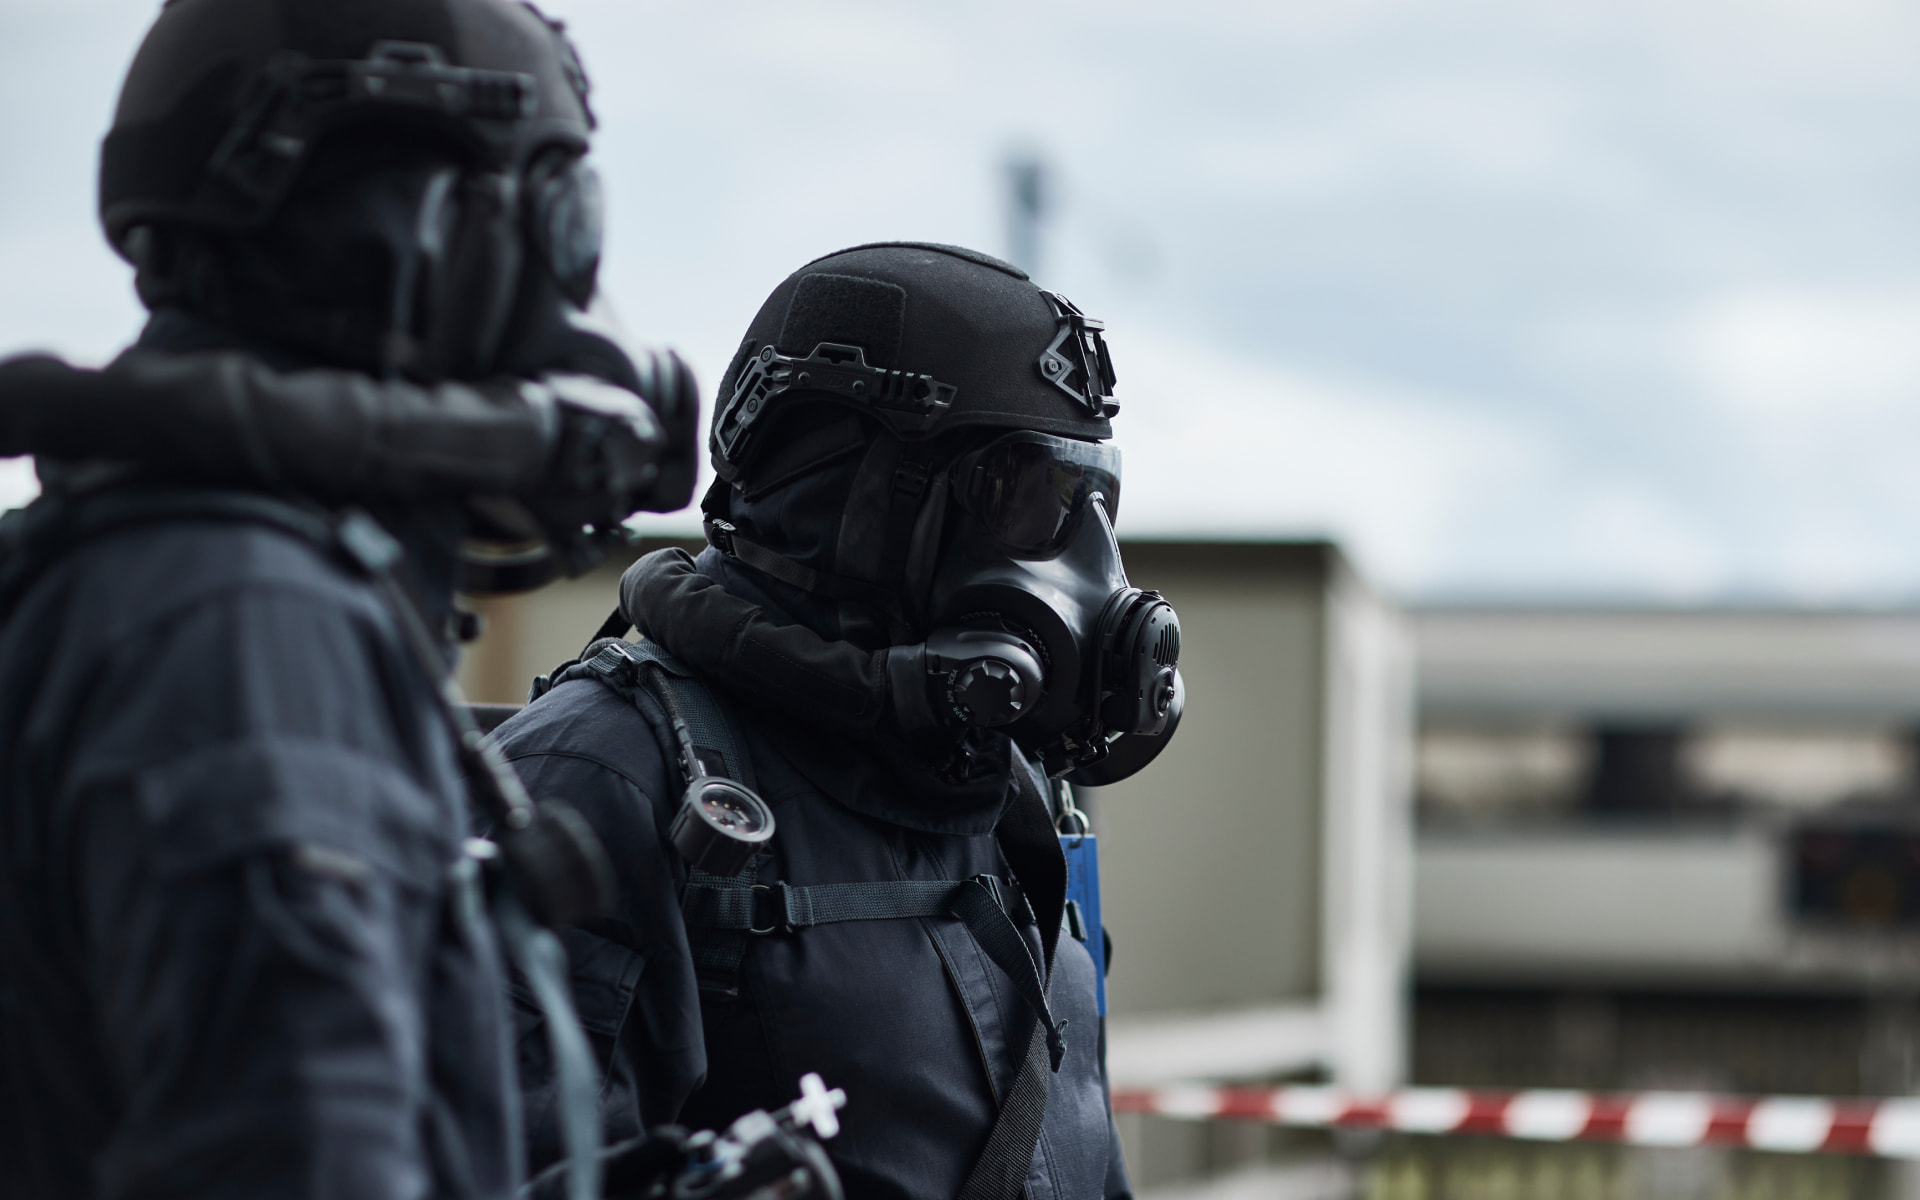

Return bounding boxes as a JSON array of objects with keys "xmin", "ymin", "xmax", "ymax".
[
  {"xmin": 95, "ymin": 29, "xmax": 703, "ymax": 593},
  {"xmin": 128, "ymin": 41, "xmax": 604, "ymax": 386},
  {"xmin": 914, "ymin": 432, "xmax": 1183, "ymax": 783}
]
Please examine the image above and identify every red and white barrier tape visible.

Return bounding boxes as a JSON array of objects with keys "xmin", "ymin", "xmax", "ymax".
[{"xmin": 1111, "ymin": 1085, "xmax": 1920, "ymax": 1159}]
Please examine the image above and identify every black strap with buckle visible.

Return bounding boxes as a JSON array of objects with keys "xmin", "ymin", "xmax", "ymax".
[{"xmin": 685, "ymin": 873, "xmax": 1064, "ymax": 1072}]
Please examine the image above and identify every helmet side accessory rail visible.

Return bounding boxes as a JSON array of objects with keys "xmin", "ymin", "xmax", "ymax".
[
  {"xmin": 1035, "ymin": 290, "xmax": 1119, "ymax": 418},
  {"xmin": 714, "ymin": 341, "xmax": 957, "ymax": 471},
  {"xmin": 207, "ymin": 42, "xmax": 540, "ymax": 222}
]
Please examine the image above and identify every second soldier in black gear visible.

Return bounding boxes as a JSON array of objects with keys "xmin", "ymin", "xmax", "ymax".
[
  {"xmin": 0, "ymin": 2, "xmax": 700, "ymax": 1198},
  {"xmin": 495, "ymin": 242, "xmax": 1186, "ymax": 1200}
]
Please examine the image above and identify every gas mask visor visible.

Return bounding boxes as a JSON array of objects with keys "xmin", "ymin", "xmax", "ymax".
[{"xmin": 949, "ymin": 431, "xmax": 1122, "ymax": 558}]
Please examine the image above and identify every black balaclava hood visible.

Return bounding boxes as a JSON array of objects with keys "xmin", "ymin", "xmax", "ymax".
[{"xmin": 679, "ymin": 406, "xmax": 1026, "ymax": 836}]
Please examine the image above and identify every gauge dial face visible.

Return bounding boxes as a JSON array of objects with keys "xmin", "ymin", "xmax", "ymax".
[
  {"xmin": 692, "ymin": 780, "xmax": 774, "ymax": 840},
  {"xmin": 700, "ymin": 790, "xmax": 768, "ymax": 833}
]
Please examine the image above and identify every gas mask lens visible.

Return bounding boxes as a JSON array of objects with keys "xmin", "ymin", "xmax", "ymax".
[{"xmin": 951, "ymin": 432, "xmax": 1122, "ymax": 557}]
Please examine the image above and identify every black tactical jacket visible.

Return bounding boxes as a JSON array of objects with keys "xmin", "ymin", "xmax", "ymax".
[
  {"xmin": 0, "ymin": 493, "xmax": 522, "ymax": 1200},
  {"xmin": 494, "ymin": 553, "xmax": 1130, "ymax": 1200}
]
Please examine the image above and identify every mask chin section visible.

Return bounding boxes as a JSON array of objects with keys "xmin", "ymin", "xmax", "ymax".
[{"xmin": 1065, "ymin": 670, "xmax": 1185, "ymax": 787}]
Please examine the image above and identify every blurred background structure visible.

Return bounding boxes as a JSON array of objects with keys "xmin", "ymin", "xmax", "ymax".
[{"xmin": 10, "ymin": 0, "xmax": 1920, "ymax": 1197}]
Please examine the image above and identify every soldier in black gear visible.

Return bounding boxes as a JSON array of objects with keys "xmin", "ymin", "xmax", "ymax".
[
  {"xmin": 494, "ymin": 242, "xmax": 1186, "ymax": 1200},
  {"xmin": 0, "ymin": 2, "xmax": 700, "ymax": 1197}
]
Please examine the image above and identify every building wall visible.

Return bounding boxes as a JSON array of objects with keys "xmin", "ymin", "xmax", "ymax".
[{"xmin": 1089, "ymin": 542, "xmax": 1333, "ymax": 1014}]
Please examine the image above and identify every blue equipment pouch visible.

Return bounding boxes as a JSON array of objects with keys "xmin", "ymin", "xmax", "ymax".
[{"xmin": 1057, "ymin": 795, "xmax": 1107, "ymax": 1016}]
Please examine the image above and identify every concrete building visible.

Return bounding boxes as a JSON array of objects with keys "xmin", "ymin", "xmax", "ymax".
[{"xmin": 1401, "ymin": 606, "xmax": 1920, "ymax": 1200}]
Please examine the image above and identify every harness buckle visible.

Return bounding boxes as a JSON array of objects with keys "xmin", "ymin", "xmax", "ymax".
[
  {"xmin": 893, "ymin": 461, "xmax": 931, "ymax": 498},
  {"xmin": 704, "ymin": 516, "xmax": 739, "ymax": 558},
  {"xmin": 749, "ymin": 882, "xmax": 789, "ymax": 936},
  {"xmin": 970, "ymin": 873, "xmax": 1008, "ymax": 913}
]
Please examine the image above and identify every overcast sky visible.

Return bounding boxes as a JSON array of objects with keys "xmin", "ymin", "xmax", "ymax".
[{"xmin": 4, "ymin": 0, "xmax": 1920, "ymax": 603}]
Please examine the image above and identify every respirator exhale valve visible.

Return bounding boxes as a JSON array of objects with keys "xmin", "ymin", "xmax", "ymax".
[{"xmin": 1095, "ymin": 588, "xmax": 1181, "ymax": 735}]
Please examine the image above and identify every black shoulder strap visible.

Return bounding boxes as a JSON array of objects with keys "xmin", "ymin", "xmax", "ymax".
[
  {"xmin": 552, "ymin": 638, "xmax": 767, "ymax": 1000},
  {"xmin": 553, "ymin": 638, "xmax": 760, "ymax": 792}
]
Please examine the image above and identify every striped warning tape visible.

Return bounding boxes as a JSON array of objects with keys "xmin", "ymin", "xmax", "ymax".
[{"xmin": 1110, "ymin": 1085, "xmax": 1920, "ymax": 1159}]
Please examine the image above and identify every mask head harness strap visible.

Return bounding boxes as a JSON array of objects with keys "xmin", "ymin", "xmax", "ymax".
[{"xmin": 1035, "ymin": 290, "xmax": 1119, "ymax": 419}]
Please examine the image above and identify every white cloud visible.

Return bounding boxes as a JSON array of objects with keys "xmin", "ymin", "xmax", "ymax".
[
  {"xmin": 1684, "ymin": 289, "xmax": 1920, "ymax": 417},
  {"xmin": 1110, "ymin": 326, "xmax": 1549, "ymax": 590}
]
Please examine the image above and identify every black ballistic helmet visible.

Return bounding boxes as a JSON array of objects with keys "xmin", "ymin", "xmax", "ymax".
[
  {"xmin": 99, "ymin": 0, "xmax": 594, "ymax": 255},
  {"xmin": 710, "ymin": 242, "xmax": 1116, "ymax": 487}
]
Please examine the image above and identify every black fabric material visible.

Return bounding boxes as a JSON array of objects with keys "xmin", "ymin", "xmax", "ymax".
[
  {"xmin": 777, "ymin": 274, "xmax": 908, "ymax": 369},
  {"xmin": 805, "ymin": 241, "xmax": 1027, "ymax": 282},
  {"xmin": 710, "ymin": 524, "xmax": 896, "ymax": 610},
  {"xmin": 703, "ymin": 403, "xmax": 878, "ymax": 644},
  {"xmin": 284, "ymin": 0, "xmax": 461, "ymax": 60},
  {"xmin": 681, "ymin": 875, "xmax": 1065, "ymax": 1068},
  {"xmin": 832, "ymin": 433, "xmax": 907, "ymax": 646},
  {"xmin": 681, "ymin": 859, "xmax": 762, "ymax": 1001},
  {"xmin": 100, "ymin": 0, "xmax": 593, "ymax": 251},
  {"xmin": 620, "ymin": 547, "xmax": 1016, "ymax": 836},
  {"xmin": 620, "ymin": 549, "xmax": 889, "ymax": 739},
  {"xmin": 0, "ymin": 495, "xmax": 520, "ymax": 1200}
]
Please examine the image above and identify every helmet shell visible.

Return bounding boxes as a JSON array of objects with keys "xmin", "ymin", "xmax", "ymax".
[
  {"xmin": 98, "ymin": 0, "xmax": 594, "ymax": 258},
  {"xmin": 712, "ymin": 242, "xmax": 1115, "ymax": 484}
]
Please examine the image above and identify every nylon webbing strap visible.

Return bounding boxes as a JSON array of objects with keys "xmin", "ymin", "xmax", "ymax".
[
  {"xmin": 959, "ymin": 1017, "xmax": 1053, "ymax": 1200},
  {"xmin": 613, "ymin": 640, "xmax": 757, "ymax": 789},
  {"xmin": 958, "ymin": 767, "xmax": 1071, "ymax": 1200},
  {"xmin": 878, "ymin": 440, "xmax": 937, "ymax": 595},
  {"xmin": 682, "ymin": 862, "xmax": 759, "ymax": 1000},
  {"xmin": 563, "ymin": 638, "xmax": 766, "ymax": 997},
  {"xmin": 565, "ymin": 640, "xmax": 758, "ymax": 789},
  {"xmin": 681, "ymin": 875, "xmax": 1065, "ymax": 1070}
]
